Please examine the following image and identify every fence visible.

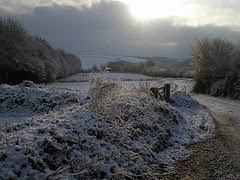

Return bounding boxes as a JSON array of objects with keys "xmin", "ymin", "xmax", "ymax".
[{"xmin": 150, "ymin": 84, "xmax": 171, "ymax": 103}]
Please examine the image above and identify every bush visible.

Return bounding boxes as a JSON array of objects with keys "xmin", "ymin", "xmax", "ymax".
[
  {"xmin": 0, "ymin": 18, "xmax": 82, "ymax": 84},
  {"xmin": 224, "ymin": 53, "xmax": 240, "ymax": 99},
  {"xmin": 192, "ymin": 37, "xmax": 240, "ymax": 99},
  {"xmin": 210, "ymin": 79, "xmax": 225, "ymax": 97},
  {"xmin": 192, "ymin": 38, "xmax": 235, "ymax": 93},
  {"xmin": 88, "ymin": 74, "xmax": 124, "ymax": 119}
]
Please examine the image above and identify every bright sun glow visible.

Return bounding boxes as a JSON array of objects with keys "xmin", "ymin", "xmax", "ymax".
[{"xmin": 121, "ymin": 0, "xmax": 196, "ymax": 20}]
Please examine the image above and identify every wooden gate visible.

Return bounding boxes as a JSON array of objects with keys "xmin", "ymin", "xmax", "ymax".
[{"xmin": 150, "ymin": 84, "xmax": 171, "ymax": 103}]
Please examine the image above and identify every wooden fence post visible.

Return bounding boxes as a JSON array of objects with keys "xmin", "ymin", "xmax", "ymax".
[{"xmin": 164, "ymin": 84, "xmax": 170, "ymax": 103}]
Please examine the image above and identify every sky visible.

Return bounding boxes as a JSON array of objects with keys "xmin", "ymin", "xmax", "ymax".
[{"xmin": 0, "ymin": 0, "xmax": 240, "ymax": 58}]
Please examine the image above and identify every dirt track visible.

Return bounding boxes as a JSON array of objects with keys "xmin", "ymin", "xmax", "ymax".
[
  {"xmin": 166, "ymin": 91, "xmax": 240, "ymax": 179},
  {"xmin": 161, "ymin": 80, "xmax": 240, "ymax": 179},
  {"xmin": 167, "ymin": 110, "xmax": 240, "ymax": 180}
]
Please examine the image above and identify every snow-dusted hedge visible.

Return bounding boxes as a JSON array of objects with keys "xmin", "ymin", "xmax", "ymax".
[{"xmin": 0, "ymin": 18, "xmax": 82, "ymax": 84}]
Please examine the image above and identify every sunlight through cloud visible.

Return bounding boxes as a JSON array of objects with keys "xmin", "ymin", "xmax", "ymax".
[
  {"xmin": 0, "ymin": 0, "xmax": 240, "ymax": 29},
  {"xmin": 119, "ymin": 0, "xmax": 197, "ymax": 20}
]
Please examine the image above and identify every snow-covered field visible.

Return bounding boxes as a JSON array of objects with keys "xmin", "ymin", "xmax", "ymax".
[
  {"xmin": 79, "ymin": 55, "xmax": 146, "ymax": 69},
  {"xmin": 0, "ymin": 73, "xmax": 214, "ymax": 179},
  {"xmin": 58, "ymin": 73, "xmax": 155, "ymax": 83}
]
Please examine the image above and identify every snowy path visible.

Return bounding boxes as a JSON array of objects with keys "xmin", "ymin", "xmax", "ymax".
[{"xmin": 194, "ymin": 95, "xmax": 240, "ymax": 120}]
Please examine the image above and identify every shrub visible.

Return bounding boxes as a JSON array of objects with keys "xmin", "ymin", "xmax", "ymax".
[
  {"xmin": 192, "ymin": 37, "xmax": 240, "ymax": 99},
  {"xmin": 224, "ymin": 50, "xmax": 240, "ymax": 99},
  {"xmin": 192, "ymin": 37, "xmax": 235, "ymax": 93},
  {"xmin": 88, "ymin": 74, "xmax": 124, "ymax": 119},
  {"xmin": 137, "ymin": 82, "xmax": 151, "ymax": 95},
  {"xmin": 210, "ymin": 79, "xmax": 225, "ymax": 97}
]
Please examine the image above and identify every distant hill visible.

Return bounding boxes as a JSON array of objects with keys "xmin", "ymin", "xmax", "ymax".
[
  {"xmin": 140, "ymin": 57, "xmax": 180, "ymax": 68},
  {"xmin": 168, "ymin": 58, "xmax": 194, "ymax": 77},
  {"xmin": 79, "ymin": 55, "xmax": 146, "ymax": 69},
  {"xmin": 106, "ymin": 56, "xmax": 194, "ymax": 78},
  {"xmin": 171, "ymin": 58, "xmax": 192, "ymax": 68}
]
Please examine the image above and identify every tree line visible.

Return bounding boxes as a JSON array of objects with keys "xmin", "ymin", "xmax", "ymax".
[
  {"xmin": 105, "ymin": 59, "xmax": 194, "ymax": 78},
  {"xmin": 0, "ymin": 18, "xmax": 82, "ymax": 84}
]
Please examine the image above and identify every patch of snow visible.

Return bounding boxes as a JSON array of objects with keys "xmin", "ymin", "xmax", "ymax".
[
  {"xmin": 172, "ymin": 91, "xmax": 215, "ymax": 139},
  {"xmin": 194, "ymin": 94, "xmax": 240, "ymax": 119}
]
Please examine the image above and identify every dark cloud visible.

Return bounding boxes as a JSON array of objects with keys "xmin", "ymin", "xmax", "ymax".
[{"xmin": 1, "ymin": 1, "xmax": 240, "ymax": 58}]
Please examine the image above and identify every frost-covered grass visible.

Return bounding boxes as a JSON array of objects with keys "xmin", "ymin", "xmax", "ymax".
[{"xmin": 0, "ymin": 75, "xmax": 214, "ymax": 179}]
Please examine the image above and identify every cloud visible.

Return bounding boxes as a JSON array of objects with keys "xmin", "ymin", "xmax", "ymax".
[
  {"xmin": 2, "ymin": 0, "xmax": 240, "ymax": 29},
  {"xmin": 0, "ymin": 1, "xmax": 240, "ymax": 58},
  {"xmin": 179, "ymin": 0, "xmax": 240, "ymax": 29},
  {"xmin": 0, "ymin": 0, "xmax": 101, "ymax": 14},
  {"xmin": 0, "ymin": 0, "xmax": 37, "ymax": 14}
]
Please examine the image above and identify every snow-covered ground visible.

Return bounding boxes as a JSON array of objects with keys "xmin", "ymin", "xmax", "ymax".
[
  {"xmin": 194, "ymin": 95, "xmax": 240, "ymax": 119},
  {"xmin": 168, "ymin": 78, "xmax": 240, "ymax": 119},
  {"xmin": 79, "ymin": 55, "xmax": 146, "ymax": 69},
  {"xmin": 0, "ymin": 74, "xmax": 214, "ymax": 179},
  {"xmin": 58, "ymin": 73, "xmax": 155, "ymax": 83},
  {"xmin": 0, "ymin": 81, "xmax": 86, "ymax": 128}
]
